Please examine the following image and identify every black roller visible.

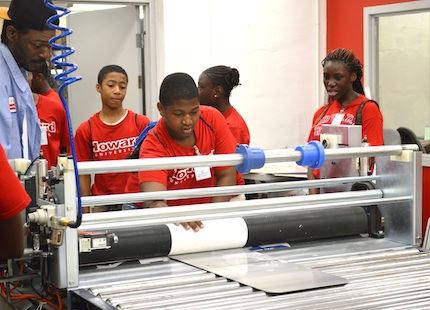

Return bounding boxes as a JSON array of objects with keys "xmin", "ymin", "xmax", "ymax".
[
  {"xmin": 79, "ymin": 224, "xmax": 171, "ymax": 265},
  {"xmin": 244, "ymin": 207, "xmax": 368, "ymax": 246},
  {"xmin": 78, "ymin": 208, "xmax": 368, "ymax": 265}
]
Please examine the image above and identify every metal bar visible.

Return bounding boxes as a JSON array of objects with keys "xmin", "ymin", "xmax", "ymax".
[
  {"xmin": 76, "ymin": 145, "xmax": 415, "ymax": 175},
  {"xmin": 89, "ymin": 273, "xmax": 218, "ymax": 296},
  {"xmin": 322, "ymin": 144, "xmax": 415, "ymax": 160},
  {"xmin": 383, "ymin": 298, "xmax": 430, "ymax": 310},
  {"xmin": 0, "ymin": 273, "xmax": 40, "ymax": 284},
  {"xmin": 117, "ymin": 286, "xmax": 255, "ymax": 310},
  {"xmin": 81, "ymin": 175, "xmax": 382, "ymax": 206},
  {"xmin": 99, "ymin": 278, "xmax": 228, "ymax": 300},
  {"xmin": 77, "ymin": 154, "xmax": 244, "ymax": 174},
  {"xmin": 83, "ymin": 189, "xmax": 383, "ymax": 223},
  {"xmin": 289, "ymin": 248, "xmax": 420, "ymax": 267},
  {"xmin": 167, "ymin": 292, "xmax": 269, "ymax": 310},
  {"xmin": 80, "ymin": 195, "xmax": 412, "ymax": 231},
  {"xmin": 79, "ymin": 263, "xmax": 204, "ymax": 289},
  {"xmin": 263, "ymin": 144, "xmax": 416, "ymax": 164},
  {"xmin": 81, "ymin": 190, "xmax": 383, "ymax": 224},
  {"xmin": 307, "ymin": 283, "xmax": 430, "ymax": 309},
  {"xmin": 325, "ymin": 256, "xmax": 430, "ymax": 279}
]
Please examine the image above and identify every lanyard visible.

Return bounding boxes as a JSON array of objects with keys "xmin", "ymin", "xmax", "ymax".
[{"xmin": 193, "ymin": 145, "xmax": 201, "ymax": 156}]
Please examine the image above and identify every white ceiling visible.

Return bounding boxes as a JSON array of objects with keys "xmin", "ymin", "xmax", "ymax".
[{"xmin": 0, "ymin": 1, "xmax": 126, "ymax": 14}]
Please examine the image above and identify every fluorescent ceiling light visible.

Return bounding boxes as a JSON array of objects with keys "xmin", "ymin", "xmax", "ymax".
[{"xmin": 69, "ymin": 4, "xmax": 126, "ymax": 14}]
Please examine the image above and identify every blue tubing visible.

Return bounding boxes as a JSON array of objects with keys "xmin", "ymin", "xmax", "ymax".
[
  {"xmin": 45, "ymin": 1, "xmax": 83, "ymax": 225},
  {"xmin": 235, "ymin": 144, "xmax": 266, "ymax": 174},
  {"xmin": 295, "ymin": 141, "xmax": 325, "ymax": 169}
]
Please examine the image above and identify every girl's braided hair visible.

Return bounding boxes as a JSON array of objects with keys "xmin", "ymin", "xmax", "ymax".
[{"xmin": 322, "ymin": 48, "xmax": 364, "ymax": 95}]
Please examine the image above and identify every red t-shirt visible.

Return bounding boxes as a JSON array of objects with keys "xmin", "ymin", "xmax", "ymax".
[
  {"xmin": 0, "ymin": 144, "xmax": 31, "ymax": 220},
  {"xmin": 224, "ymin": 106, "xmax": 250, "ymax": 145},
  {"xmin": 44, "ymin": 89, "xmax": 61, "ymax": 101},
  {"xmin": 36, "ymin": 94, "xmax": 69, "ymax": 168},
  {"xmin": 126, "ymin": 106, "xmax": 238, "ymax": 206},
  {"xmin": 223, "ymin": 106, "xmax": 249, "ymax": 186},
  {"xmin": 307, "ymin": 95, "xmax": 384, "ymax": 178},
  {"xmin": 308, "ymin": 95, "xmax": 384, "ymax": 146},
  {"xmin": 74, "ymin": 110, "xmax": 150, "ymax": 196}
]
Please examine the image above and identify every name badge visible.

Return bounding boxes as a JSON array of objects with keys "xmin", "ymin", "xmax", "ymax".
[
  {"xmin": 195, "ymin": 166, "xmax": 211, "ymax": 181},
  {"xmin": 40, "ymin": 126, "xmax": 48, "ymax": 146},
  {"xmin": 332, "ymin": 113, "xmax": 344, "ymax": 125},
  {"xmin": 9, "ymin": 97, "xmax": 16, "ymax": 113}
]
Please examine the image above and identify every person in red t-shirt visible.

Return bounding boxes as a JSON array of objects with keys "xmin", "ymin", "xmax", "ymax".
[
  {"xmin": 0, "ymin": 144, "xmax": 31, "ymax": 259},
  {"xmin": 307, "ymin": 48, "xmax": 384, "ymax": 194},
  {"xmin": 198, "ymin": 65, "xmax": 250, "ymax": 145},
  {"xmin": 198, "ymin": 66, "xmax": 250, "ymax": 191},
  {"xmin": 126, "ymin": 72, "xmax": 237, "ymax": 232},
  {"xmin": 29, "ymin": 61, "xmax": 69, "ymax": 168},
  {"xmin": 74, "ymin": 65, "xmax": 150, "ymax": 212}
]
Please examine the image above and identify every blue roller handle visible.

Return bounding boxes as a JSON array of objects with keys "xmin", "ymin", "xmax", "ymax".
[
  {"xmin": 295, "ymin": 141, "xmax": 325, "ymax": 169},
  {"xmin": 235, "ymin": 144, "xmax": 266, "ymax": 174}
]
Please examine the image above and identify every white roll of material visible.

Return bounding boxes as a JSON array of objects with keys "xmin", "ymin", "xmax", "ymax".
[{"xmin": 167, "ymin": 217, "xmax": 248, "ymax": 255}]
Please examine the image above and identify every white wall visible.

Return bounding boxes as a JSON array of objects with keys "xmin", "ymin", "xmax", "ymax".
[
  {"xmin": 58, "ymin": 0, "xmax": 326, "ymax": 150},
  {"xmin": 155, "ymin": 0, "xmax": 326, "ymax": 149}
]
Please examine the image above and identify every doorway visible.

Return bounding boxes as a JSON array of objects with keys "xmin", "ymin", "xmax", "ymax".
[
  {"xmin": 50, "ymin": 1, "xmax": 156, "ymax": 132},
  {"xmin": 364, "ymin": 1, "xmax": 430, "ymax": 141}
]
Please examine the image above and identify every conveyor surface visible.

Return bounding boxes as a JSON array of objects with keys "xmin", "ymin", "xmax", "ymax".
[{"xmin": 74, "ymin": 238, "xmax": 430, "ymax": 310}]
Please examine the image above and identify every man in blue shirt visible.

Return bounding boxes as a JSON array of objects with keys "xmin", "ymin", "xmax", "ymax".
[{"xmin": 0, "ymin": 0, "xmax": 58, "ymax": 160}]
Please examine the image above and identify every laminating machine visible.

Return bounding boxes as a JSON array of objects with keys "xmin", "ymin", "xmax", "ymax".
[{"xmin": 2, "ymin": 125, "xmax": 429, "ymax": 310}]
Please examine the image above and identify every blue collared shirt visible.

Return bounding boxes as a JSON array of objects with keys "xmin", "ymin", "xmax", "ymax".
[{"xmin": 0, "ymin": 43, "xmax": 41, "ymax": 160}]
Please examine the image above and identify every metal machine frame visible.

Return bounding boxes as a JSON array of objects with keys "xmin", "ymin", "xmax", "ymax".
[
  {"xmin": 1, "ymin": 125, "xmax": 425, "ymax": 309},
  {"xmin": 55, "ymin": 143, "xmax": 422, "ymax": 284}
]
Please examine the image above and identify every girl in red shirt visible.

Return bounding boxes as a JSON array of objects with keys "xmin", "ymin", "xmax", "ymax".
[
  {"xmin": 307, "ymin": 48, "xmax": 384, "ymax": 194},
  {"xmin": 198, "ymin": 65, "xmax": 249, "ymax": 192},
  {"xmin": 198, "ymin": 65, "xmax": 250, "ymax": 145}
]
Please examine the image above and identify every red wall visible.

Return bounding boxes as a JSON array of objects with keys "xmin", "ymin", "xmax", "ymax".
[{"xmin": 327, "ymin": 0, "xmax": 415, "ymax": 66}]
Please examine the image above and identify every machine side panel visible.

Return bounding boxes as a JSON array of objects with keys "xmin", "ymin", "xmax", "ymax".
[{"xmin": 377, "ymin": 151, "xmax": 422, "ymax": 245}]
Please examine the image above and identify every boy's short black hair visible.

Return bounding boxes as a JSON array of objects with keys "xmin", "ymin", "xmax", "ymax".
[
  {"xmin": 159, "ymin": 72, "xmax": 199, "ymax": 106},
  {"xmin": 97, "ymin": 65, "xmax": 128, "ymax": 84}
]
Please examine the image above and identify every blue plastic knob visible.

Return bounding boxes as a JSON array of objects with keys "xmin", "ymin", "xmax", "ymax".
[
  {"xmin": 295, "ymin": 141, "xmax": 325, "ymax": 169},
  {"xmin": 235, "ymin": 144, "xmax": 266, "ymax": 174}
]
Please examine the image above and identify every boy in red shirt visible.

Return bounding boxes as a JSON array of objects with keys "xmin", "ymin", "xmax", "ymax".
[
  {"xmin": 127, "ymin": 72, "xmax": 238, "ymax": 231},
  {"xmin": 30, "ymin": 61, "xmax": 69, "ymax": 168},
  {"xmin": 74, "ymin": 65, "xmax": 150, "ymax": 212}
]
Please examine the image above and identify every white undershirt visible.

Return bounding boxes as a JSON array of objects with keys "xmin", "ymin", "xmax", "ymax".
[{"xmin": 101, "ymin": 110, "xmax": 128, "ymax": 126}]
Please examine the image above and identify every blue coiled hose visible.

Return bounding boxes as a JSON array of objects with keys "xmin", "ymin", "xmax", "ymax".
[{"xmin": 44, "ymin": 0, "xmax": 83, "ymax": 227}]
